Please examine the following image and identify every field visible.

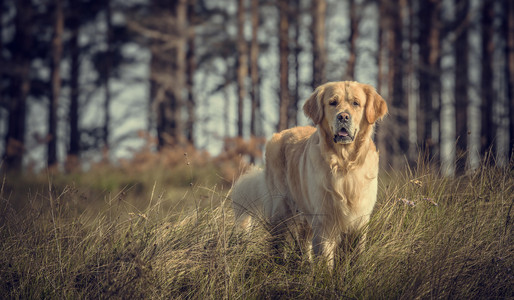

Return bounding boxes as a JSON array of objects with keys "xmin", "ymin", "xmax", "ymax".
[{"xmin": 0, "ymin": 159, "xmax": 513, "ymax": 299}]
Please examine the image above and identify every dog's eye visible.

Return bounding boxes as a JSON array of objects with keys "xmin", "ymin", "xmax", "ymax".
[
  {"xmin": 353, "ymin": 101, "xmax": 360, "ymax": 107},
  {"xmin": 329, "ymin": 100, "xmax": 338, "ymax": 106}
]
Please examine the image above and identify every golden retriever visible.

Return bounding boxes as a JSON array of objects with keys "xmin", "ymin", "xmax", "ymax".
[{"xmin": 232, "ymin": 81, "xmax": 387, "ymax": 265}]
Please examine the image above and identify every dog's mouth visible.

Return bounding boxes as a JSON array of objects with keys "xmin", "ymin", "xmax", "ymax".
[{"xmin": 333, "ymin": 127, "xmax": 355, "ymax": 144}]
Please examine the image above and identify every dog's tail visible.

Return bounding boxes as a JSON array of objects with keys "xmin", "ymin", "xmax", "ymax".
[{"xmin": 231, "ymin": 167, "xmax": 269, "ymax": 230}]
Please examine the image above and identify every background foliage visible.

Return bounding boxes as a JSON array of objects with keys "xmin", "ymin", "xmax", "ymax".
[{"xmin": 0, "ymin": 0, "xmax": 513, "ymax": 175}]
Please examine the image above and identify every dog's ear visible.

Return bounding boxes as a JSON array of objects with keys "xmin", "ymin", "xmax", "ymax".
[
  {"xmin": 364, "ymin": 84, "xmax": 387, "ymax": 124},
  {"xmin": 303, "ymin": 86, "xmax": 325, "ymax": 125}
]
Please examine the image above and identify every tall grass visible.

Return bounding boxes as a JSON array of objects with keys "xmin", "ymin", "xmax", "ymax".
[{"xmin": 0, "ymin": 160, "xmax": 512, "ymax": 299}]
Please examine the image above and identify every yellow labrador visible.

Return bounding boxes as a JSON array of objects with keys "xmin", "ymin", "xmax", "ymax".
[{"xmin": 232, "ymin": 81, "xmax": 387, "ymax": 265}]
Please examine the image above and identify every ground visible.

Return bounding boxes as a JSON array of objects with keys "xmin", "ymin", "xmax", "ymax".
[{"xmin": 0, "ymin": 160, "xmax": 512, "ymax": 299}]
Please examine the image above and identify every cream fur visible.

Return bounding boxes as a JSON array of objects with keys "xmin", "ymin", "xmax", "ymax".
[{"xmin": 232, "ymin": 167, "xmax": 270, "ymax": 230}]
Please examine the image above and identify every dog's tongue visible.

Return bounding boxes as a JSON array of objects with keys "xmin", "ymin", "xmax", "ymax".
[{"xmin": 338, "ymin": 129, "xmax": 349, "ymax": 137}]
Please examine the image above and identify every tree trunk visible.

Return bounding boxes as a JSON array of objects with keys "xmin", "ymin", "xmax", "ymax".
[
  {"xmin": 174, "ymin": 0, "xmax": 187, "ymax": 144},
  {"xmin": 431, "ymin": 2, "xmax": 442, "ymax": 166},
  {"xmin": 186, "ymin": 0, "xmax": 196, "ymax": 145},
  {"xmin": 504, "ymin": 0, "xmax": 514, "ymax": 160},
  {"xmin": 417, "ymin": 0, "xmax": 430, "ymax": 157},
  {"xmin": 376, "ymin": 0, "xmax": 387, "ymax": 170},
  {"xmin": 417, "ymin": 0, "xmax": 441, "ymax": 163},
  {"xmin": 454, "ymin": 0, "xmax": 470, "ymax": 174},
  {"xmin": 311, "ymin": 0, "xmax": 326, "ymax": 89},
  {"xmin": 384, "ymin": 0, "xmax": 408, "ymax": 169},
  {"xmin": 277, "ymin": 0, "xmax": 290, "ymax": 132},
  {"xmin": 147, "ymin": 0, "xmax": 187, "ymax": 148},
  {"xmin": 66, "ymin": 12, "xmax": 80, "ymax": 173},
  {"xmin": 406, "ymin": 0, "xmax": 416, "ymax": 163},
  {"xmin": 48, "ymin": 0, "xmax": 64, "ymax": 169},
  {"xmin": 236, "ymin": 0, "xmax": 248, "ymax": 137},
  {"xmin": 149, "ymin": 51, "xmax": 159, "ymax": 143},
  {"xmin": 480, "ymin": 0, "xmax": 495, "ymax": 157},
  {"xmin": 288, "ymin": 0, "xmax": 301, "ymax": 128},
  {"xmin": 103, "ymin": 0, "xmax": 113, "ymax": 157},
  {"xmin": 151, "ymin": 50, "xmax": 165, "ymax": 148},
  {"xmin": 249, "ymin": 0, "xmax": 261, "ymax": 136},
  {"xmin": 344, "ymin": 0, "xmax": 358, "ymax": 81},
  {"xmin": 4, "ymin": 0, "xmax": 33, "ymax": 171}
]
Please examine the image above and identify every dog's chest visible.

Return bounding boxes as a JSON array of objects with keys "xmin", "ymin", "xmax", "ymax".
[
  {"xmin": 333, "ymin": 167, "xmax": 376, "ymax": 211},
  {"xmin": 334, "ymin": 171, "xmax": 363, "ymax": 202}
]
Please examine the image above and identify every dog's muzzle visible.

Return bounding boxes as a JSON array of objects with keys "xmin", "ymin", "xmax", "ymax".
[{"xmin": 333, "ymin": 112, "xmax": 355, "ymax": 144}]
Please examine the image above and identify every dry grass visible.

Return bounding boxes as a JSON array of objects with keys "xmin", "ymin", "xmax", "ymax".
[{"xmin": 0, "ymin": 159, "xmax": 512, "ymax": 299}]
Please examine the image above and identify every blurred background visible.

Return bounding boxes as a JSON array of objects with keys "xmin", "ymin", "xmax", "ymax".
[{"xmin": 0, "ymin": 0, "xmax": 512, "ymax": 177}]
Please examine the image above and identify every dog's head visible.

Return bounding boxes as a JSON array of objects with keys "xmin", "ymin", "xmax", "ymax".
[{"xmin": 303, "ymin": 81, "xmax": 387, "ymax": 145}]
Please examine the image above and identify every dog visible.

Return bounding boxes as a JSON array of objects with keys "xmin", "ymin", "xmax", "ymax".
[{"xmin": 232, "ymin": 81, "xmax": 387, "ymax": 266}]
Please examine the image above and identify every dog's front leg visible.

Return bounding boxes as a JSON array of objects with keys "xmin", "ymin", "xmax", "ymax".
[
  {"xmin": 311, "ymin": 220, "xmax": 336, "ymax": 267},
  {"xmin": 297, "ymin": 223, "xmax": 313, "ymax": 260}
]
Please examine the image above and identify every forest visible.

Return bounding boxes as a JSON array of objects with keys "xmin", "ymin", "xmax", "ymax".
[
  {"xmin": 1, "ymin": 1, "xmax": 513, "ymax": 298},
  {"xmin": 1, "ymin": 0, "xmax": 512, "ymax": 175}
]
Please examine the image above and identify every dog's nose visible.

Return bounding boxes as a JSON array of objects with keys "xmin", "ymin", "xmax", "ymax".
[{"xmin": 337, "ymin": 112, "xmax": 351, "ymax": 122}]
